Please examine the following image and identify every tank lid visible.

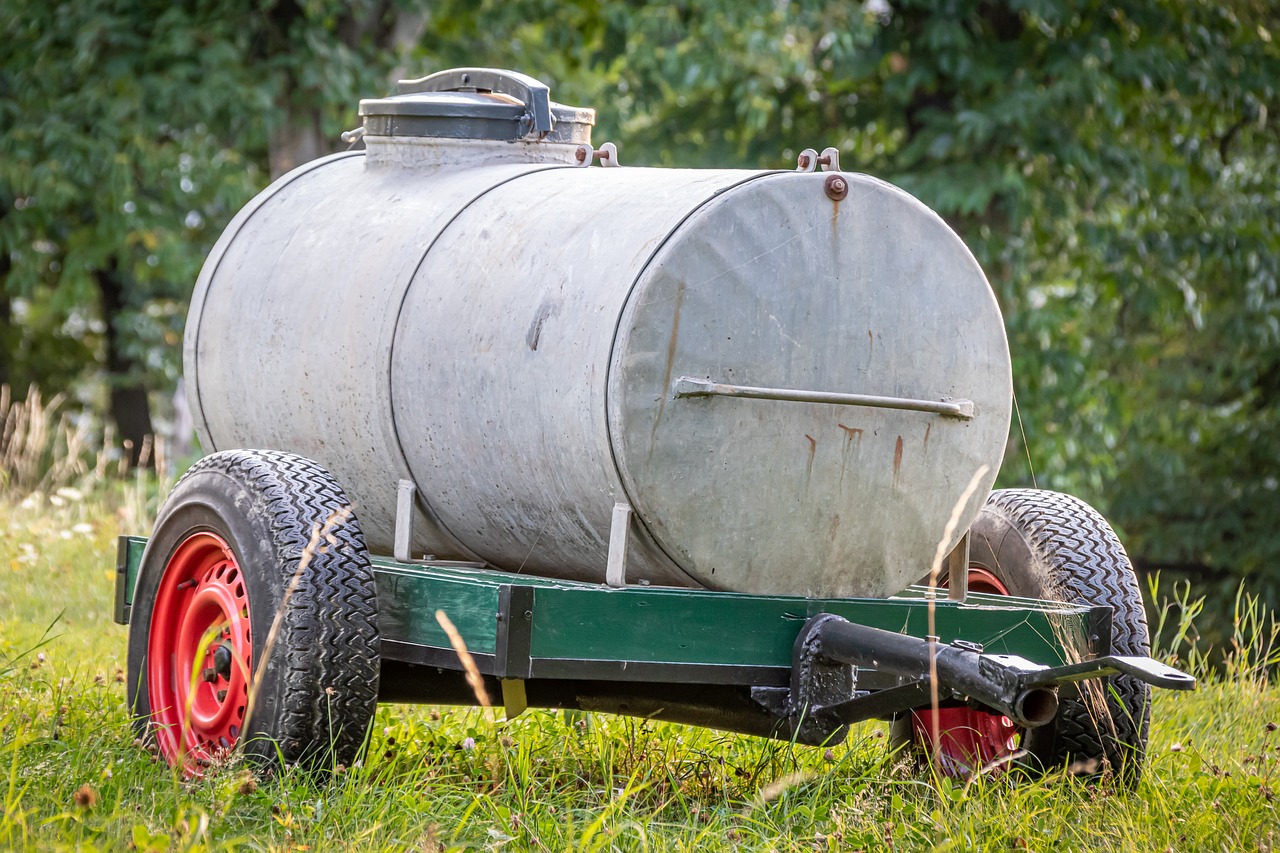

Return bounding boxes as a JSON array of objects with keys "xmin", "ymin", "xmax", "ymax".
[{"xmin": 359, "ymin": 67, "xmax": 594, "ymax": 145}]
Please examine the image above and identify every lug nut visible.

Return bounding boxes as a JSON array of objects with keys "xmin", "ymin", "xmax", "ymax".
[
  {"xmin": 216, "ymin": 689, "xmax": 227, "ymax": 701},
  {"xmin": 213, "ymin": 644, "xmax": 234, "ymax": 680},
  {"xmin": 201, "ymin": 668, "xmax": 217, "ymax": 683}
]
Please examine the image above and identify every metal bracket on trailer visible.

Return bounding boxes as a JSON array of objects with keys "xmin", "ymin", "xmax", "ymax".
[
  {"xmin": 605, "ymin": 502, "xmax": 632, "ymax": 588},
  {"xmin": 393, "ymin": 480, "xmax": 487, "ymax": 568},
  {"xmin": 944, "ymin": 532, "xmax": 969, "ymax": 601}
]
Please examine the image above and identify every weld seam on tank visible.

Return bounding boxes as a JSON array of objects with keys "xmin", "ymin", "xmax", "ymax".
[
  {"xmin": 187, "ymin": 151, "xmax": 365, "ymax": 451},
  {"xmin": 600, "ymin": 170, "xmax": 791, "ymax": 586},
  {"xmin": 383, "ymin": 163, "xmax": 577, "ymax": 562}
]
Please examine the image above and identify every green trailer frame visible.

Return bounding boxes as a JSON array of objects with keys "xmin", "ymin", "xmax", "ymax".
[{"xmin": 116, "ymin": 534, "xmax": 1173, "ymax": 747}]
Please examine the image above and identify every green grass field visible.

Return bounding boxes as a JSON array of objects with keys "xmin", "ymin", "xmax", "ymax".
[{"xmin": 2, "ymin": 490, "xmax": 1278, "ymax": 852}]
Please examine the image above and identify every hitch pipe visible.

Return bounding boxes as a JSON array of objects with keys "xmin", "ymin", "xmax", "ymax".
[
  {"xmin": 756, "ymin": 614, "xmax": 1193, "ymax": 744},
  {"xmin": 813, "ymin": 617, "xmax": 1059, "ymax": 728}
]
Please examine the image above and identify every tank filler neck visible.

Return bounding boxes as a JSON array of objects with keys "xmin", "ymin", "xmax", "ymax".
[{"xmin": 356, "ymin": 67, "xmax": 595, "ymax": 169}]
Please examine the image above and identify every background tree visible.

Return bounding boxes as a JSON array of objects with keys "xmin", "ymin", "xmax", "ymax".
[
  {"xmin": 0, "ymin": 0, "xmax": 422, "ymax": 462},
  {"xmin": 0, "ymin": 2, "xmax": 267, "ymax": 462}
]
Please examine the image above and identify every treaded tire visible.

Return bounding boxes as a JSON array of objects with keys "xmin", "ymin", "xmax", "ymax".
[
  {"xmin": 970, "ymin": 488, "xmax": 1151, "ymax": 783},
  {"xmin": 127, "ymin": 449, "xmax": 379, "ymax": 771}
]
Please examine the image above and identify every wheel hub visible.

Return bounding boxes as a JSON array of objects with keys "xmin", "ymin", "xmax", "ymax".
[
  {"xmin": 146, "ymin": 532, "xmax": 252, "ymax": 773},
  {"xmin": 910, "ymin": 566, "xmax": 1020, "ymax": 776}
]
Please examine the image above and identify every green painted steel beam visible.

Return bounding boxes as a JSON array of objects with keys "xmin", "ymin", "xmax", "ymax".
[{"xmin": 115, "ymin": 537, "xmax": 1095, "ymax": 682}]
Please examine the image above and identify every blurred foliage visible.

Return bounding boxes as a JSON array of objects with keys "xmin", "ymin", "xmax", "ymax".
[
  {"xmin": 2, "ymin": 0, "xmax": 1278, "ymax": 596},
  {"xmin": 0, "ymin": 1, "xmax": 266, "ymax": 391},
  {"xmin": 0, "ymin": 0, "xmax": 418, "ymax": 441}
]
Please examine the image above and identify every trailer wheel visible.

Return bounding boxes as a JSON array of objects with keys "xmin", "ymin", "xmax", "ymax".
[
  {"xmin": 126, "ymin": 450, "xmax": 379, "ymax": 774},
  {"xmin": 895, "ymin": 488, "xmax": 1151, "ymax": 784}
]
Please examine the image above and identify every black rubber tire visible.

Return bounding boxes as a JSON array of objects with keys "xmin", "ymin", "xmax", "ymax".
[
  {"xmin": 892, "ymin": 488, "xmax": 1152, "ymax": 784},
  {"xmin": 972, "ymin": 489, "xmax": 1151, "ymax": 783},
  {"xmin": 127, "ymin": 449, "xmax": 380, "ymax": 770}
]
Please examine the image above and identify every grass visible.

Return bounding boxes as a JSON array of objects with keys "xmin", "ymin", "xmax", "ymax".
[{"xmin": 2, "ymin": 492, "xmax": 1278, "ymax": 851}]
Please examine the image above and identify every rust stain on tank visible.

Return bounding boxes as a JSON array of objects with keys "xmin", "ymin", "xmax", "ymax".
[
  {"xmin": 837, "ymin": 424, "xmax": 863, "ymax": 489},
  {"xmin": 838, "ymin": 423, "xmax": 864, "ymax": 444},
  {"xmin": 804, "ymin": 434, "xmax": 817, "ymax": 490},
  {"xmin": 923, "ymin": 422, "xmax": 932, "ymax": 452},
  {"xmin": 892, "ymin": 434, "xmax": 904, "ymax": 487},
  {"xmin": 648, "ymin": 280, "xmax": 686, "ymax": 456},
  {"xmin": 868, "ymin": 329, "xmax": 874, "ymax": 360}
]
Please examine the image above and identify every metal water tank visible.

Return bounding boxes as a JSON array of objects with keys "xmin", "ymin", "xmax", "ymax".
[{"xmin": 185, "ymin": 68, "xmax": 1012, "ymax": 598}]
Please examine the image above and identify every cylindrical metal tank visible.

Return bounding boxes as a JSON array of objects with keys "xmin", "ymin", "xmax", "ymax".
[{"xmin": 185, "ymin": 69, "xmax": 1012, "ymax": 598}]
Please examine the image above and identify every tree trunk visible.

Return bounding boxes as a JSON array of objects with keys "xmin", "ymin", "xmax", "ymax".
[
  {"xmin": 0, "ymin": 254, "xmax": 10, "ymax": 392},
  {"xmin": 259, "ymin": 0, "xmax": 426, "ymax": 181},
  {"xmin": 95, "ymin": 257, "xmax": 155, "ymax": 468},
  {"xmin": 0, "ymin": 196, "xmax": 10, "ymax": 391},
  {"xmin": 268, "ymin": 108, "xmax": 326, "ymax": 179}
]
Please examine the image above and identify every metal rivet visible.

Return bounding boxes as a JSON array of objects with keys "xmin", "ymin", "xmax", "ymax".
[{"xmin": 824, "ymin": 174, "xmax": 849, "ymax": 201}]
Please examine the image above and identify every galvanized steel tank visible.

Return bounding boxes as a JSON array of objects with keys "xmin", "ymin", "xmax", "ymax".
[{"xmin": 185, "ymin": 68, "xmax": 1013, "ymax": 598}]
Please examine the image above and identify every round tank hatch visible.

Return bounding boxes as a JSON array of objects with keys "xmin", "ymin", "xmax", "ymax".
[{"xmin": 359, "ymin": 67, "xmax": 594, "ymax": 144}]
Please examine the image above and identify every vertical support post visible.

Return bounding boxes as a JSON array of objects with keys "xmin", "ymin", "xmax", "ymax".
[
  {"xmin": 501, "ymin": 679, "xmax": 528, "ymax": 719},
  {"xmin": 946, "ymin": 531, "xmax": 970, "ymax": 601},
  {"xmin": 606, "ymin": 502, "xmax": 632, "ymax": 588},
  {"xmin": 394, "ymin": 479, "xmax": 416, "ymax": 563},
  {"xmin": 1087, "ymin": 605, "xmax": 1114, "ymax": 658}
]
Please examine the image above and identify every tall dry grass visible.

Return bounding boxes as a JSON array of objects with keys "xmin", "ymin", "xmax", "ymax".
[
  {"xmin": 1, "ymin": 383, "xmax": 177, "ymax": 530},
  {"xmin": 0, "ymin": 384, "xmax": 94, "ymax": 494}
]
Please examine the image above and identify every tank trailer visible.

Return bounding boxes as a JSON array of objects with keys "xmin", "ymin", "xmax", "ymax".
[{"xmin": 115, "ymin": 68, "xmax": 1192, "ymax": 780}]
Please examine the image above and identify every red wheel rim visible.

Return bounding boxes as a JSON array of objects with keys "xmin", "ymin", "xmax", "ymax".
[
  {"xmin": 147, "ymin": 532, "xmax": 252, "ymax": 773},
  {"xmin": 910, "ymin": 567, "xmax": 1019, "ymax": 776}
]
